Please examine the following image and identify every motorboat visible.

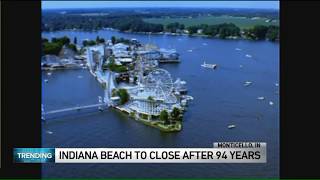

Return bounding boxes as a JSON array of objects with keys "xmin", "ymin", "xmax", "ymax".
[
  {"xmin": 201, "ymin": 61, "xmax": 217, "ymax": 69},
  {"xmin": 243, "ymin": 81, "xmax": 252, "ymax": 86},
  {"xmin": 228, "ymin": 124, "xmax": 236, "ymax": 129},
  {"xmin": 46, "ymin": 130, "xmax": 53, "ymax": 135},
  {"xmin": 257, "ymin": 97, "xmax": 265, "ymax": 100},
  {"xmin": 245, "ymin": 54, "xmax": 252, "ymax": 58}
]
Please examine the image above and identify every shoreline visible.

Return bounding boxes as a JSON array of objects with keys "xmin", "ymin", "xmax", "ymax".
[
  {"xmin": 113, "ymin": 106, "xmax": 182, "ymax": 132},
  {"xmin": 42, "ymin": 28, "xmax": 279, "ymax": 43},
  {"xmin": 42, "ymin": 64, "xmax": 183, "ymax": 133},
  {"xmin": 42, "ymin": 66, "xmax": 84, "ymax": 71}
]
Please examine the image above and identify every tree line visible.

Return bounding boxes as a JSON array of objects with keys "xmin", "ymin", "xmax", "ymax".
[
  {"xmin": 243, "ymin": 25, "xmax": 279, "ymax": 41},
  {"xmin": 42, "ymin": 36, "xmax": 78, "ymax": 55},
  {"xmin": 187, "ymin": 23, "xmax": 241, "ymax": 39},
  {"xmin": 187, "ymin": 23, "xmax": 279, "ymax": 41},
  {"xmin": 43, "ymin": 13, "xmax": 279, "ymax": 41},
  {"xmin": 42, "ymin": 14, "xmax": 164, "ymax": 33},
  {"xmin": 42, "ymin": 36, "xmax": 106, "ymax": 55},
  {"xmin": 166, "ymin": 22, "xmax": 279, "ymax": 41}
]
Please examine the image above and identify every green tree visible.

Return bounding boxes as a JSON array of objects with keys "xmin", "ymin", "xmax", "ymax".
[
  {"xmin": 187, "ymin": 26, "xmax": 198, "ymax": 34},
  {"xmin": 95, "ymin": 36, "xmax": 106, "ymax": 44},
  {"xmin": 170, "ymin": 107, "xmax": 182, "ymax": 121},
  {"xmin": 166, "ymin": 22, "xmax": 184, "ymax": 33},
  {"xmin": 266, "ymin": 25, "xmax": 279, "ymax": 41},
  {"xmin": 98, "ymin": 38, "xmax": 105, "ymax": 43},
  {"xmin": 67, "ymin": 43, "xmax": 77, "ymax": 52},
  {"xmin": 215, "ymin": 23, "xmax": 240, "ymax": 38},
  {"xmin": 159, "ymin": 110, "xmax": 169, "ymax": 124},
  {"xmin": 82, "ymin": 40, "xmax": 87, "ymax": 47},
  {"xmin": 52, "ymin": 36, "xmax": 70, "ymax": 45},
  {"xmin": 111, "ymin": 36, "xmax": 116, "ymax": 44},
  {"xmin": 251, "ymin": 25, "xmax": 269, "ymax": 40},
  {"xmin": 147, "ymin": 96, "xmax": 154, "ymax": 101},
  {"xmin": 82, "ymin": 40, "xmax": 96, "ymax": 47},
  {"xmin": 43, "ymin": 42, "xmax": 62, "ymax": 55},
  {"xmin": 96, "ymin": 36, "xmax": 100, "ymax": 43},
  {"xmin": 42, "ymin": 38, "xmax": 49, "ymax": 43},
  {"xmin": 117, "ymin": 89, "xmax": 130, "ymax": 105}
]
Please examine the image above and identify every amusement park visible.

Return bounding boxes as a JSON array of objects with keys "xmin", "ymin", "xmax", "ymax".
[{"xmin": 42, "ymin": 36, "xmax": 193, "ymax": 132}]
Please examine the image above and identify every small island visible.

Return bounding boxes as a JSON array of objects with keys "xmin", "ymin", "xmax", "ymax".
[{"xmin": 42, "ymin": 36, "xmax": 193, "ymax": 132}]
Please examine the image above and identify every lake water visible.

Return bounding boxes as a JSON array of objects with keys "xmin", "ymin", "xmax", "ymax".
[{"xmin": 42, "ymin": 30, "xmax": 279, "ymax": 178}]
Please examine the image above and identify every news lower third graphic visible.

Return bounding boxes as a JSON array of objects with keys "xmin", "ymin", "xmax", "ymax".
[
  {"xmin": 14, "ymin": 148, "xmax": 55, "ymax": 163},
  {"xmin": 14, "ymin": 142, "xmax": 266, "ymax": 163}
]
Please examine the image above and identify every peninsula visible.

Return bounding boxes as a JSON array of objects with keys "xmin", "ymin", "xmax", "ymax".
[{"xmin": 42, "ymin": 36, "xmax": 193, "ymax": 132}]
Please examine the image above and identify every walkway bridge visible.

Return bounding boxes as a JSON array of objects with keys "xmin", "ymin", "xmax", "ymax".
[
  {"xmin": 42, "ymin": 96, "xmax": 109, "ymax": 120},
  {"xmin": 43, "ymin": 103, "xmax": 105, "ymax": 115}
]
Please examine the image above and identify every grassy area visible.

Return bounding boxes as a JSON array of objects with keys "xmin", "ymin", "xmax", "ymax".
[
  {"xmin": 144, "ymin": 15, "xmax": 279, "ymax": 29},
  {"xmin": 138, "ymin": 118, "xmax": 182, "ymax": 132}
]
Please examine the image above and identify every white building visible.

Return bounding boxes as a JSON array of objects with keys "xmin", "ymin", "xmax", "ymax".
[
  {"xmin": 115, "ymin": 58, "xmax": 133, "ymax": 65},
  {"xmin": 86, "ymin": 48, "xmax": 95, "ymax": 70},
  {"xmin": 88, "ymin": 45, "xmax": 105, "ymax": 55},
  {"xmin": 86, "ymin": 45, "xmax": 105, "ymax": 72},
  {"xmin": 112, "ymin": 43, "xmax": 129, "ymax": 51}
]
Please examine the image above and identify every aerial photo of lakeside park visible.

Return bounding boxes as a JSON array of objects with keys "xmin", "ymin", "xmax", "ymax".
[{"xmin": 41, "ymin": 1, "xmax": 279, "ymax": 178}]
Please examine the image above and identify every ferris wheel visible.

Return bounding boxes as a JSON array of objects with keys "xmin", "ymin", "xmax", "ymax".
[{"xmin": 144, "ymin": 69, "xmax": 174, "ymax": 97}]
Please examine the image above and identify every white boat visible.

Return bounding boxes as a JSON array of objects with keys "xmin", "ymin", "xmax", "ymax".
[
  {"xmin": 235, "ymin": 48, "xmax": 242, "ymax": 51},
  {"xmin": 257, "ymin": 97, "xmax": 265, "ymax": 100},
  {"xmin": 245, "ymin": 54, "xmax": 252, "ymax": 58},
  {"xmin": 77, "ymin": 75, "xmax": 83, "ymax": 79},
  {"xmin": 201, "ymin": 61, "xmax": 217, "ymax": 69},
  {"xmin": 239, "ymin": 65, "xmax": 243, "ymax": 68},
  {"xmin": 47, "ymin": 72, "xmax": 52, "ymax": 76},
  {"xmin": 44, "ymin": 79, "xmax": 49, "ymax": 83},
  {"xmin": 184, "ymin": 95, "xmax": 194, "ymax": 101},
  {"xmin": 202, "ymin": 43, "xmax": 208, "ymax": 46},
  {"xmin": 228, "ymin": 124, "xmax": 236, "ymax": 129},
  {"xmin": 243, "ymin": 81, "xmax": 252, "ymax": 86},
  {"xmin": 275, "ymin": 83, "xmax": 279, "ymax": 87},
  {"xmin": 181, "ymin": 99, "xmax": 187, "ymax": 106},
  {"xmin": 187, "ymin": 49, "xmax": 193, "ymax": 52},
  {"xmin": 269, "ymin": 101, "xmax": 274, "ymax": 106},
  {"xmin": 46, "ymin": 130, "xmax": 53, "ymax": 135}
]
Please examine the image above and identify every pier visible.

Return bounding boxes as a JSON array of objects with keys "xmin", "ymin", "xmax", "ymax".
[
  {"xmin": 42, "ymin": 95, "xmax": 108, "ymax": 120},
  {"xmin": 43, "ymin": 103, "xmax": 105, "ymax": 115}
]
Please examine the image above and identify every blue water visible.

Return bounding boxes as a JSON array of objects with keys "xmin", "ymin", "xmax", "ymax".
[{"xmin": 42, "ymin": 30, "xmax": 279, "ymax": 178}]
